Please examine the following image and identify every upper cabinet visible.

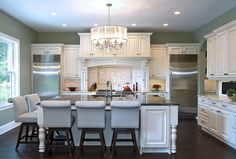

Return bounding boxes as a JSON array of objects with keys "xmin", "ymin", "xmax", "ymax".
[
  {"xmin": 31, "ymin": 43, "xmax": 63, "ymax": 55},
  {"xmin": 149, "ymin": 45, "xmax": 168, "ymax": 78},
  {"xmin": 63, "ymin": 45, "xmax": 80, "ymax": 78},
  {"xmin": 166, "ymin": 43, "xmax": 199, "ymax": 54},
  {"xmin": 205, "ymin": 19, "xmax": 236, "ymax": 79},
  {"xmin": 78, "ymin": 33, "xmax": 152, "ymax": 58}
]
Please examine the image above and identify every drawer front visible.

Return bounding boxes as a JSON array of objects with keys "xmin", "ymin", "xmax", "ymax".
[
  {"xmin": 33, "ymin": 47, "xmax": 47, "ymax": 54},
  {"xmin": 47, "ymin": 47, "xmax": 61, "ymax": 54},
  {"xmin": 198, "ymin": 105, "xmax": 209, "ymax": 117},
  {"xmin": 198, "ymin": 116, "xmax": 208, "ymax": 129}
]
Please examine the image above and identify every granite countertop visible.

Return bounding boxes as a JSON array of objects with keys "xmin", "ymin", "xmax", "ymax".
[
  {"xmin": 58, "ymin": 94, "xmax": 178, "ymax": 106},
  {"xmin": 199, "ymin": 95, "xmax": 236, "ymax": 105}
]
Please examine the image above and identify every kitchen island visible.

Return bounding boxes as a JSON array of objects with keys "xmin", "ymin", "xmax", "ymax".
[{"xmin": 37, "ymin": 93, "xmax": 178, "ymax": 154}]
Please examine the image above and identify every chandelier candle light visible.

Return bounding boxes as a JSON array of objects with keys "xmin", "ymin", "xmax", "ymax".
[{"xmin": 90, "ymin": 3, "xmax": 128, "ymax": 50}]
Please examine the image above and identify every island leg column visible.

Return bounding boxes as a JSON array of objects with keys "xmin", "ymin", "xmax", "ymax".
[
  {"xmin": 38, "ymin": 127, "xmax": 45, "ymax": 152},
  {"xmin": 171, "ymin": 125, "xmax": 177, "ymax": 153},
  {"xmin": 37, "ymin": 105, "xmax": 45, "ymax": 153}
]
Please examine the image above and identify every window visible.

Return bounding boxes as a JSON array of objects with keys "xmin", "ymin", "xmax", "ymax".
[{"xmin": 0, "ymin": 32, "xmax": 20, "ymax": 108}]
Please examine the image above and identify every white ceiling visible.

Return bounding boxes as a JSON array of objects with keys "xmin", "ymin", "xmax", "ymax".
[{"xmin": 1, "ymin": 0, "xmax": 236, "ymax": 32}]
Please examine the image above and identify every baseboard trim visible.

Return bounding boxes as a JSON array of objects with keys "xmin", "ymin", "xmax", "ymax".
[{"xmin": 0, "ymin": 121, "xmax": 20, "ymax": 135}]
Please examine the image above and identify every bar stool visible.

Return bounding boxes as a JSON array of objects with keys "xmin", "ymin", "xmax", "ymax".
[
  {"xmin": 24, "ymin": 93, "xmax": 41, "ymax": 138},
  {"xmin": 75, "ymin": 101, "xmax": 106, "ymax": 157},
  {"xmin": 40, "ymin": 100, "xmax": 75, "ymax": 156},
  {"xmin": 11, "ymin": 96, "xmax": 38, "ymax": 150},
  {"xmin": 110, "ymin": 101, "xmax": 140, "ymax": 158},
  {"xmin": 24, "ymin": 93, "xmax": 40, "ymax": 112}
]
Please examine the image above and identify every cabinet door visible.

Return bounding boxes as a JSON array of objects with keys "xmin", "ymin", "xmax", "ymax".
[
  {"xmin": 104, "ymin": 44, "xmax": 127, "ymax": 57},
  {"xmin": 168, "ymin": 47, "xmax": 184, "ymax": 54},
  {"xmin": 141, "ymin": 107, "xmax": 169, "ymax": 147},
  {"xmin": 219, "ymin": 110, "xmax": 230, "ymax": 141},
  {"xmin": 63, "ymin": 46, "xmax": 80, "ymax": 77},
  {"xmin": 216, "ymin": 32, "xmax": 228, "ymax": 76},
  {"xmin": 207, "ymin": 36, "xmax": 217, "ymax": 77},
  {"xmin": 209, "ymin": 107, "xmax": 220, "ymax": 135},
  {"xmin": 228, "ymin": 27, "xmax": 236, "ymax": 76},
  {"xmin": 149, "ymin": 47, "xmax": 168, "ymax": 78},
  {"xmin": 80, "ymin": 36, "xmax": 92, "ymax": 57},
  {"xmin": 139, "ymin": 36, "xmax": 150, "ymax": 57},
  {"xmin": 231, "ymin": 114, "xmax": 236, "ymax": 146},
  {"xmin": 184, "ymin": 47, "xmax": 197, "ymax": 54},
  {"xmin": 127, "ymin": 36, "xmax": 139, "ymax": 57}
]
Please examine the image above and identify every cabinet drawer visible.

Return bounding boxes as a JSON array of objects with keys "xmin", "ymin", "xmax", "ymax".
[
  {"xmin": 33, "ymin": 47, "xmax": 47, "ymax": 54},
  {"xmin": 198, "ymin": 116, "xmax": 208, "ymax": 129},
  {"xmin": 199, "ymin": 107, "xmax": 209, "ymax": 118}
]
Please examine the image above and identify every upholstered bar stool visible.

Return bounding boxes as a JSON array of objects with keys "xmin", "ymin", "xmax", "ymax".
[
  {"xmin": 24, "ymin": 93, "xmax": 41, "ymax": 112},
  {"xmin": 75, "ymin": 101, "xmax": 106, "ymax": 157},
  {"xmin": 110, "ymin": 101, "xmax": 140, "ymax": 158},
  {"xmin": 24, "ymin": 93, "xmax": 41, "ymax": 138},
  {"xmin": 40, "ymin": 100, "xmax": 75, "ymax": 156},
  {"xmin": 12, "ymin": 96, "xmax": 38, "ymax": 150}
]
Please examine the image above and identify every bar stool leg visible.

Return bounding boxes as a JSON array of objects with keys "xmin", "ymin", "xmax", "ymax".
[
  {"xmin": 66, "ymin": 129, "xmax": 72, "ymax": 156},
  {"xmin": 111, "ymin": 129, "xmax": 118, "ymax": 158},
  {"xmin": 79, "ymin": 129, "xmax": 86, "ymax": 156},
  {"xmin": 69, "ymin": 128, "xmax": 75, "ymax": 147},
  {"xmin": 99, "ymin": 129, "xmax": 106, "ymax": 157},
  {"xmin": 15, "ymin": 124, "xmax": 24, "ymax": 150}
]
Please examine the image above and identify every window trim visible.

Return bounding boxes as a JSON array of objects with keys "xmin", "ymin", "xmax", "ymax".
[{"xmin": 0, "ymin": 32, "xmax": 20, "ymax": 108}]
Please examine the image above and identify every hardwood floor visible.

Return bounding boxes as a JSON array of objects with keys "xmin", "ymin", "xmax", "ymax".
[{"xmin": 0, "ymin": 119, "xmax": 236, "ymax": 159}]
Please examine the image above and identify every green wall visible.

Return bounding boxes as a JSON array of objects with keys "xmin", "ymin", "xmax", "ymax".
[
  {"xmin": 37, "ymin": 32, "xmax": 194, "ymax": 44},
  {"xmin": 151, "ymin": 32, "xmax": 195, "ymax": 44},
  {"xmin": 0, "ymin": 11, "xmax": 38, "ymax": 127},
  {"xmin": 38, "ymin": 32, "xmax": 80, "ymax": 44},
  {"xmin": 193, "ymin": 7, "xmax": 236, "ymax": 95}
]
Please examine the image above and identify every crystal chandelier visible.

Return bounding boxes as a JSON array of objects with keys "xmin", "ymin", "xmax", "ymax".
[{"xmin": 91, "ymin": 3, "xmax": 128, "ymax": 51}]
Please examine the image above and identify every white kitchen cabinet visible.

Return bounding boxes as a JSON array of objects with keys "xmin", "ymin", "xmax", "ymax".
[
  {"xmin": 198, "ymin": 96, "xmax": 236, "ymax": 149},
  {"xmin": 79, "ymin": 35, "xmax": 92, "ymax": 57},
  {"xmin": 127, "ymin": 35, "xmax": 151, "ymax": 57},
  {"xmin": 206, "ymin": 34, "xmax": 217, "ymax": 77},
  {"xmin": 149, "ymin": 45, "xmax": 168, "ymax": 78},
  {"xmin": 198, "ymin": 104, "xmax": 209, "ymax": 129},
  {"xmin": 166, "ymin": 43, "xmax": 199, "ymax": 54},
  {"xmin": 228, "ymin": 26, "xmax": 236, "ymax": 76},
  {"xmin": 63, "ymin": 45, "xmax": 80, "ymax": 78},
  {"xmin": 205, "ymin": 19, "xmax": 236, "ymax": 79},
  {"xmin": 31, "ymin": 44, "xmax": 63, "ymax": 55},
  {"xmin": 78, "ymin": 33, "xmax": 152, "ymax": 58},
  {"xmin": 141, "ymin": 106, "xmax": 170, "ymax": 153}
]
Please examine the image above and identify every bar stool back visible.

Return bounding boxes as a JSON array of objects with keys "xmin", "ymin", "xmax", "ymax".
[
  {"xmin": 40, "ymin": 100, "xmax": 74, "ymax": 156},
  {"xmin": 12, "ymin": 96, "xmax": 38, "ymax": 150},
  {"xmin": 110, "ymin": 101, "xmax": 140, "ymax": 158},
  {"xmin": 75, "ymin": 101, "xmax": 106, "ymax": 157}
]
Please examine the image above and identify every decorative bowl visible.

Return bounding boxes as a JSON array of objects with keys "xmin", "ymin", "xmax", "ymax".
[{"xmin": 68, "ymin": 87, "xmax": 77, "ymax": 92}]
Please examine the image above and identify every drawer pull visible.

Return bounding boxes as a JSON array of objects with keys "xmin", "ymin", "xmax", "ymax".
[
  {"xmin": 212, "ymin": 102, "xmax": 216, "ymax": 105},
  {"xmin": 217, "ymin": 110, "xmax": 221, "ymax": 113},
  {"xmin": 224, "ymin": 73, "xmax": 228, "ymax": 75},
  {"xmin": 222, "ymin": 104, "xmax": 227, "ymax": 107}
]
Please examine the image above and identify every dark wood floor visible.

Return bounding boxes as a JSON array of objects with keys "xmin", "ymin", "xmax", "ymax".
[{"xmin": 1, "ymin": 119, "xmax": 236, "ymax": 159}]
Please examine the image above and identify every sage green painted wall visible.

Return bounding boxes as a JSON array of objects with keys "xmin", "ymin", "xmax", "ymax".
[
  {"xmin": 0, "ymin": 11, "xmax": 38, "ymax": 127},
  {"xmin": 193, "ymin": 7, "xmax": 236, "ymax": 95},
  {"xmin": 38, "ymin": 32, "xmax": 80, "ymax": 44},
  {"xmin": 151, "ymin": 32, "xmax": 195, "ymax": 44},
  {"xmin": 38, "ymin": 32, "xmax": 194, "ymax": 44}
]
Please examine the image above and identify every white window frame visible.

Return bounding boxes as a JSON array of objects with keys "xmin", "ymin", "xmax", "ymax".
[{"xmin": 0, "ymin": 32, "xmax": 20, "ymax": 110}]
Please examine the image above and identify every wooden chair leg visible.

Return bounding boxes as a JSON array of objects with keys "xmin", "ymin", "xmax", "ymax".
[
  {"xmin": 15, "ymin": 124, "xmax": 24, "ymax": 150},
  {"xmin": 79, "ymin": 129, "xmax": 86, "ymax": 156},
  {"xmin": 99, "ymin": 129, "xmax": 106, "ymax": 157},
  {"xmin": 66, "ymin": 129, "xmax": 72, "ymax": 156},
  {"xmin": 131, "ymin": 129, "xmax": 139, "ymax": 158},
  {"xmin": 25, "ymin": 126, "xmax": 29, "ymax": 142},
  {"xmin": 69, "ymin": 128, "xmax": 75, "ymax": 147},
  {"xmin": 111, "ymin": 129, "xmax": 118, "ymax": 158}
]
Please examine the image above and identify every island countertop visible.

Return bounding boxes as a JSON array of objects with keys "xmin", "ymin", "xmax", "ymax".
[{"xmin": 58, "ymin": 94, "xmax": 179, "ymax": 106}]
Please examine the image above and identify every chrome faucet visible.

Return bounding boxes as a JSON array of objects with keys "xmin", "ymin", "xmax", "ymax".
[{"xmin": 106, "ymin": 81, "xmax": 112, "ymax": 98}]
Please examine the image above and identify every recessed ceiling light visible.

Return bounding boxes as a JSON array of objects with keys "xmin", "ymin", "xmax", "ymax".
[
  {"xmin": 51, "ymin": 12, "xmax": 57, "ymax": 16},
  {"xmin": 163, "ymin": 23, "xmax": 168, "ymax": 26},
  {"xmin": 131, "ymin": 23, "xmax": 137, "ymax": 26},
  {"xmin": 94, "ymin": 23, "xmax": 99, "ymax": 26},
  {"xmin": 174, "ymin": 11, "xmax": 181, "ymax": 15},
  {"xmin": 62, "ymin": 24, "xmax": 67, "ymax": 27}
]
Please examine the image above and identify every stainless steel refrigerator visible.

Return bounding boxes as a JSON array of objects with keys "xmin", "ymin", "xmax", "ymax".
[
  {"xmin": 32, "ymin": 54, "xmax": 61, "ymax": 100},
  {"xmin": 169, "ymin": 54, "xmax": 198, "ymax": 113}
]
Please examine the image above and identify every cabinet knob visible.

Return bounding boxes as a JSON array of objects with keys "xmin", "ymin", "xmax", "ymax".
[
  {"xmin": 210, "ymin": 74, "xmax": 214, "ymax": 76},
  {"xmin": 224, "ymin": 73, "xmax": 228, "ymax": 75}
]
